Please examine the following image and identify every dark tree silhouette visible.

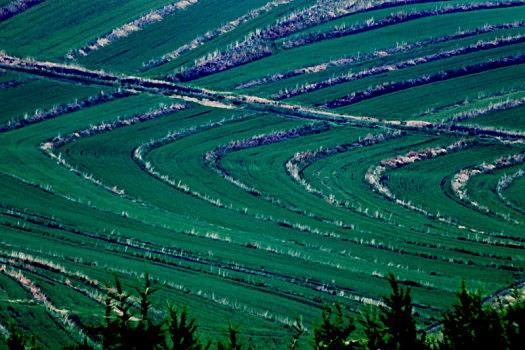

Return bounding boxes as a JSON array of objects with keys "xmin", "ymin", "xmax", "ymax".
[
  {"xmin": 360, "ymin": 306, "xmax": 385, "ymax": 350},
  {"xmin": 6, "ymin": 272, "xmax": 523, "ymax": 350},
  {"xmin": 379, "ymin": 274, "xmax": 427, "ymax": 350},
  {"xmin": 313, "ymin": 303, "xmax": 359, "ymax": 349},
  {"xmin": 217, "ymin": 322, "xmax": 249, "ymax": 350},
  {"xmin": 502, "ymin": 287, "xmax": 525, "ymax": 350},
  {"xmin": 289, "ymin": 317, "xmax": 305, "ymax": 350},
  {"xmin": 441, "ymin": 281, "xmax": 508, "ymax": 350},
  {"xmin": 166, "ymin": 305, "xmax": 208, "ymax": 350},
  {"xmin": 6, "ymin": 321, "xmax": 27, "ymax": 350},
  {"xmin": 361, "ymin": 274, "xmax": 427, "ymax": 350}
]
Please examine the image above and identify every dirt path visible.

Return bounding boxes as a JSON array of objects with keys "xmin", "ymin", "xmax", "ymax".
[{"xmin": 1, "ymin": 53, "xmax": 524, "ymax": 140}]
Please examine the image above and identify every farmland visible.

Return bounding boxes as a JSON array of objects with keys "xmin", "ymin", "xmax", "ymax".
[{"xmin": 0, "ymin": 0, "xmax": 524, "ymax": 348}]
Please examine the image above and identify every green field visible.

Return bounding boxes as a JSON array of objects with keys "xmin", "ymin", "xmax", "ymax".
[{"xmin": 0, "ymin": 0, "xmax": 524, "ymax": 348}]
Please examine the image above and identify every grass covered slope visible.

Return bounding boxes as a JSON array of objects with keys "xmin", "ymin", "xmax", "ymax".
[{"xmin": 0, "ymin": 0, "xmax": 524, "ymax": 348}]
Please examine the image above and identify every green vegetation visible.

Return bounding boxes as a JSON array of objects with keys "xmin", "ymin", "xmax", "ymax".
[
  {"xmin": 0, "ymin": 0, "xmax": 524, "ymax": 348},
  {"xmin": 2, "ymin": 273, "xmax": 523, "ymax": 349}
]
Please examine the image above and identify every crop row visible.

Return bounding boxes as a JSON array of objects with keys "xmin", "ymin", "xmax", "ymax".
[
  {"xmin": 215, "ymin": 126, "xmax": 523, "ymax": 264},
  {"xmin": 451, "ymin": 152, "xmax": 525, "ymax": 218},
  {"xmin": 0, "ymin": 90, "xmax": 130, "ymax": 132},
  {"xmin": 167, "ymin": 0, "xmax": 458, "ymax": 82},
  {"xmin": 322, "ymin": 55, "xmax": 525, "ymax": 108},
  {"xmin": 0, "ymin": 0, "xmax": 46, "ymax": 22},
  {"xmin": 67, "ymin": 0, "xmax": 199, "ymax": 60},
  {"xmin": 235, "ymin": 21, "xmax": 525, "ymax": 91},
  {"xmin": 140, "ymin": 0, "xmax": 294, "ymax": 71},
  {"xmin": 281, "ymin": 0, "xmax": 525, "ymax": 49},
  {"xmin": 274, "ymin": 34, "xmax": 525, "ymax": 100}
]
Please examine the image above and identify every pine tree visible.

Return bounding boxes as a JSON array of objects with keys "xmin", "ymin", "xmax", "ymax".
[
  {"xmin": 362, "ymin": 274, "xmax": 427, "ymax": 350},
  {"xmin": 166, "ymin": 305, "xmax": 208, "ymax": 350},
  {"xmin": 441, "ymin": 281, "xmax": 507, "ymax": 350},
  {"xmin": 288, "ymin": 317, "xmax": 305, "ymax": 350},
  {"xmin": 217, "ymin": 322, "xmax": 248, "ymax": 350},
  {"xmin": 6, "ymin": 321, "xmax": 27, "ymax": 350},
  {"xmin": 88, "ymin": 273, "xmax": 166, "ymax": 349},
  {"xmin": 360, "ymin": 306, "xmax": 386, "ymax": 350},
  {"xmin": 313, "ymin": 303, "xmax": 359, "ymax": 349},
  {"xmin": 502, "ymin": 286, "xmax": 525, "ymax": 350}
]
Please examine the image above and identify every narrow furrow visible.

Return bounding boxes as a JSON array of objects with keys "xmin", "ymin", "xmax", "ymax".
[
  {"xmin": 135, "ymin": 120, "xmax": 375, "ymax": 253},
  {"xmin": 169, "ymin": 0, "xmax": 469, "ymax": 81},
  {"xmin": 366, "ymin": 140, "xmax": 475, "ymax": 224},
  {"xmin": 205, "ymin": 123, "xmax": 398, "ymax": 231},
  {"xmin": 98, "ymin": 265, "xmax": 304, "ymax": 329},
  {"xmin": 209, "ymin": 128, "xmax": 523, "ymax": 269},
  {"xmin": 133, "ymin": 115, "xmax": 253, "ymax": 209},
  {"xmin": 0, "ymin": 251, "xmax": 104, "ymax": 308},
  {"xmin": 0, "ymin": 80, "xmax": 23, "ymax": 90},
  {"xmin": 1, "ymin": 204, "xmax": 391, "ymax": 320},
  {"xmin": 416, "ymin": 87, "xmax": 525, "ymax": 120},
  {"xmin": 205, "ymin": 122, "xmax": 330, "ymax": 201},
  {"xmin": 283, "ymin": 134, "xmax": 525, "ymax": 261},
  {"xmin": 1, "ymin": 52, "xmax": 524, "ymax": 142},
  {"xmin": 135, "ymin": 121, "xmax": 511, "ymax": 282}
]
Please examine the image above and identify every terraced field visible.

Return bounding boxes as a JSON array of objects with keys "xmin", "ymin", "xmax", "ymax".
[{"xmin": 0, "ymin": 0, "xmax": 524, "ymax": 348}]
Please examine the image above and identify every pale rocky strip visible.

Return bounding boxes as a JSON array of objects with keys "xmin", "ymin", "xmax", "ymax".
[
  {"xmin": 0, "ymin": 185, "xmax": 384, "ymax": 312},
  {"xmin": 448, "ymin": 151, "xmax": 525, "ymax": 222},
  {"xmin": 368, "ymin": 139, "xmax": 524, "ymax": 246},
  {"xmin": 264, "ymin": 0, "xmax": 448, "ymax": 42},
  {"xmin": 133, "ymin": 116, "xmax": 250, "ymax": 209},
  {"xmin": 168, "ymin": 0, "xmax": 416, "ymax": 81},
  {"xmin": 445, "ymin": 96, "xmax": 525, "ymax": 123},
  {"xmin": 497, "ymin": 169, "xmax": 525, "ymax": 213},
  {"xmin": 204, "ymin": 123, "xmax": 334, "ymax": 213},
  {"xmin": 202, "ymin": 126, "xmax": 482, "ymax": 267},
  {"xmin": 1, "ymin": 249, "xmax": 99, "ymax": 288},
  {"xmin": 365, "ymin": 139, "xmax": 476, "ymax": 224},
  {"xmin": 0, "ymin": 0, "xmax": 46, "ymax": 22},
  {"xmin": 140, "ymin": 0, "xmax": 295, "ymax": 71},
  {"xmin": 322, "ymin": 55, "xmax": 525, "ymax": 109},
  {"xmin": 282, "ymin": 0, "xmax": 525, "ymax": 49},
  {"xmin": 135, "ymin": 120, "xmax": 382, "ymax": 244},
  {"xmin": 175, "ymin": 0, "xmax": 525, "ymax": 81},
  {"xmin": 285, "ymin": 131, "xmax": 403, "ymax": 218},
  {"xmin": 274, "ymin": 34, "xmax": 525, "ymax": 100},
  {"xmin": 201, "ymin": 124, "xmax": 521, "ymax": 271},
  {"xmin": 67, "ymin": 0, "xmax": 198, "ymax": 60},
  {"xmin": 0, "ymin": 251, "xmax": 104, "ymax": 305},
  {"xmin": 451, "ymin": 152, "xmax": 525, "ymax": 203},
  {"xmin": 235, "ymin": 21, "xmax": 525, "ymax": 90},
  {"xmin": 3, "ymin": 266, "xmax": 95, "ymax": 346},
  {"xmin": 1, "ymin": 90, "xmax": 132, "ymax": 133}
]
